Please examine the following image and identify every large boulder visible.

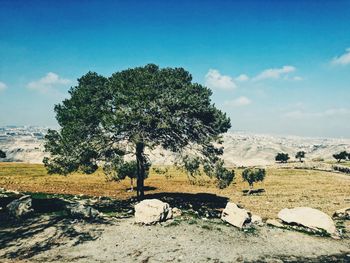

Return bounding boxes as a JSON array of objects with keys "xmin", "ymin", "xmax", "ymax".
[
  {"xmin": 134, "ymin": 199, "xmax": 172, "ymax": 225},
  {"xmin": 6, "ymin": 195, "xmax": 33, "ymax": 218},
  {"xmin": 221, "ymin": 202, "xmax": 251, "ymax": 228},
  {"xmin": 67, "ymin": 203, "xmax": 101, "ymax": 219},
  {"xmin": 278, "ymin": 207, "xmax": 337, "ymax": 235}
]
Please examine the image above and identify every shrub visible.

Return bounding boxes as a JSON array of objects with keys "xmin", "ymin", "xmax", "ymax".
[
  {"xmin": 0, "ymin": 150, "xmax": 6, "ymax": 159},
  {"xmin": 295, "ymin": 151, "xmax": 306, "ymax": 162},
  {"xmin": 333, "ymin": 165, "xmax": 350, "ymax": 174},
  {"xmin": 333, "ymin": 151, "xmax": 348, "ymax": 163},
  {"xmin": 275, "ymin": 153, "xmax": 290, "ymax": 163},
  {"xmin": 242, "ymin": 168, "xmax": 266, "ymax": 189}
]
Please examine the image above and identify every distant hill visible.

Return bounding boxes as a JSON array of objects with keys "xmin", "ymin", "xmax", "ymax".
[{"xmin": 1, "ymin": 128, "xmax": 349, "ymax": 166}]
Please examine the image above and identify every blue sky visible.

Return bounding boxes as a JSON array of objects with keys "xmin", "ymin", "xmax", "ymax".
[{"xmin": 1, "ymin": 0, "xmax": 350, "ymax": 138}]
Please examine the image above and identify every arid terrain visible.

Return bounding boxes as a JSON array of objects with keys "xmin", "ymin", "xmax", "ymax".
[{"xmin": 0, "ymin": 162, "xmax": 350, "ymax": 262}]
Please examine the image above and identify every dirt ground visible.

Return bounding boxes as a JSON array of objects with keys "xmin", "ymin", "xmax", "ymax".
[
  {"xmin": 0, "ymin": 163, "xmax": 349, "ymax": 219},
  {"xmin": 0, "ymin": 214, "xmax": 349, "ymax": 263}
]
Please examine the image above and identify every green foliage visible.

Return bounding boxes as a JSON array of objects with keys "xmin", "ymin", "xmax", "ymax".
[
  {"xmin": 183, "ymin": 155, "xmax": 201, "ymax": 178},
  {"xmin": 242, "ymin": 168, "xmax": 266, "ymax": 189},
  {"xmin": 333, "ymin": 151, "xmax": 348, "ymax": 163},
  {"xmin": 0, "ymin": 150, "xmax": 6, "ymax": 159},
  {"xmin": 43, "ymin": 64, "xmax": 232, "ymax": 197},
  {"xmin": 275, "ymin": 152, "xmax": 290, "ymax": 163},
  {"xmin": 295, "ymin": 151, "xmax": 306, "ymax": 162},
  {"xmin": 214, "ymin": 160, "xmax": 235, "ymax": 189}
]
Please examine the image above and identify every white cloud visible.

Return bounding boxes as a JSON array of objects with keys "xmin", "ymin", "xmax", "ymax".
[
  {"xmin": 224, "ymin": 96, "xmax": 252, "ymax": 107},
  {"xmin": 0, "ymin": 81, "xmax": 7, "ymax": 91},
  {"xmin": 27, "ymin": 72, "xmax": 72, "ymax": 94},
  {"xmin": 285, "ymin": 108, "xmax": 350, "ymax": 119},
  {"xmin": 292, "ymin": 76, "xmax": 303, "ymax": 81},
  {"xmin": 205, "ymin": 69, "xmax": 237, "ymax": 90},
  {"xmin": 331, "ymin": 48, "xmax": 350, "ymax": 66},
  {"xmin": 235, "ymin": 74, "xmax": 249, "ymax": 82},
  {"xmin": 253, "ymin": 65, "xmax": 296, "ymax": 81}
]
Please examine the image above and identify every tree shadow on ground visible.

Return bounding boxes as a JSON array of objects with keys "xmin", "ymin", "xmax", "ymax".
[
  {"xmin": 145, "ymin": 192, "xmax": 229, "ymax": 218},
  {"xmin": 0, "ymin": 212, "xmax": 111, "ymax": 260},
  {"xmin": 0, "ymin": 191, "xmax": 228, "ymax": 260}
]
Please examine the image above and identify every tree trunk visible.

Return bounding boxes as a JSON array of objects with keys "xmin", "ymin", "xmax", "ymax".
[
  {"xmin": 136, "ymin": 141, "xmax": 145, "ymax": 199},
  {"xmin": 130, "ymin": 178, "xmax": 134, "ymax": 192}
]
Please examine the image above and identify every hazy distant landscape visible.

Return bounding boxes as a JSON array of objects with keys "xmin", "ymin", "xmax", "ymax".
[{"xmin": 1, "ymin": 126, "xmax": 349, "ymax": 166}]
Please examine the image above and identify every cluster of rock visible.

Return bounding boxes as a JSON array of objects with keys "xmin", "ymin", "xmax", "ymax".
[
  {"xmin": 3, "ymin": 193, "xmax": 348, "ymax": 240},
  {"xmin": 221, "ymin": 202, "xmax": 342, "ymax": 238}
]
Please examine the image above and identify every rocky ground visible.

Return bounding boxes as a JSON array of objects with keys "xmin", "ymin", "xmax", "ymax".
[
  {"xmin": 0, "ymin": 189, "xmax": 349, "ymax": 263},
  {"xmin": 0, "ymin": 215, "xmax": 349, "ymax": 263}
]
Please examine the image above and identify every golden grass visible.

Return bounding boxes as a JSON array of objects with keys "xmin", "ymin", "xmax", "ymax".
[{"xmin": 0, "ymin": 162, "xmax": 349, "ymax": 219}]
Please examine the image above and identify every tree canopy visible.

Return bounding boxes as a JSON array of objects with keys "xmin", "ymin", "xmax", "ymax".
[
  {"xmin": 295, "ymin": 151, "xmax": 306, "ymax": 162},
  {"xmin": 275, "ymin": 152, "xmax": 290, "ymax": 163},
  {"xmin": 242, "ymin": 168, "xmax": 266, "ymax": 189},
  {"xmin": 44, "ymin": 64, "xmax": 232, "ymax": 198},
  {"xmin": 333, "ymin": 151, "xmax": 348, "ymax": 163}
]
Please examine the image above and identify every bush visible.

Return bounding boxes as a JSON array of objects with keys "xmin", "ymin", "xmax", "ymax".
[
  {"xmin": 333, "ymin": 165, "xmax": 350, "ymax": 174},
  {"xmin": 242, "ymin": 168, "xmax": 266, "ymax": 189},
  {"xmin": 0, "ymin": 150, "xmax": 6, "ymax": 159},
  {"xmin": 333, "ymin": 151, "xmax": 348, "ymax": 163},
  {"xmin": 275, "ymin": 153, "xmax": 290, "ymax": 163},
  {"xmin": 214, "ymin": 161, "xmax": 235, "ymax": 189},
  {"xmin": 295, "ymin": 151, "xmax": 306, "ymax": 162}
]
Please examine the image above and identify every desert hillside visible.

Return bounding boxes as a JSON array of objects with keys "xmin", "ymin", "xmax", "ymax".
[{"xmin": 1, "ymin": 127, "xmax": 349, "ymax": 166}]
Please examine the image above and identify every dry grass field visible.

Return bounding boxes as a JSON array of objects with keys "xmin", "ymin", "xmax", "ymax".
[{"xmin": 0, "ymin": 162, "xmax": 349, "ymax": 219}]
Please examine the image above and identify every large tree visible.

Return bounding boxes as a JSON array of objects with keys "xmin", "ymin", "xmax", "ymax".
[{"xmin": 44, "ymin": 64, "xmax": 232, "ymax": 198}]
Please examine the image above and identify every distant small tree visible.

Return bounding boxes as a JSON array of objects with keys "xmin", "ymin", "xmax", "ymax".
[
  {"xmin": 333, "ymin": 151, "xmax": 348, "ymax": 163},
  {"xmin": 0, "ymin": 150, "xmax": 6, "ymax": 159},
  {"xmin": 275, "ymin": 153, "xmax": 290, "ymax": 163},
  {"xmin": 242, "ymin": 168, "xmax": 266, "ymax": 190},
  {"xmin": 295, "ymin": 151, "xmax": 306, "ymax": 162}
]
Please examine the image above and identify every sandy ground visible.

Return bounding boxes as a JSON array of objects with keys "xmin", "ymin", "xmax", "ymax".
[{"xmin": 0, "ymin": 215, "xmax": 350, "ymax": 263}]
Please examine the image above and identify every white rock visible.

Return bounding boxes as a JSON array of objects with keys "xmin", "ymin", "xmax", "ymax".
[
  {"xmin": 278, "ymin": 207, "xmax": 337, "ymax": 235},
  {"xmin": 134, "ymin": 199, "xmax": 172, "ymax": 225},
  {"xmin": 6, "ymin": 195, "xmax": 33, "ymax": 218},
  {"xmin": 221, "ymin": 202, "xmax": 250, "ymax": 228}
]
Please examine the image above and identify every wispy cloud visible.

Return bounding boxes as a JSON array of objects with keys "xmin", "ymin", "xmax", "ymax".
[
  {"xmin": 285, "ymin": 108, "xmax": 350, "ymax": 119},
  {"xmin": 205, "ymin": 69, "xmax": 237, "ymax": 90},
  {"xmin": 0, "ymin": 81, "xmax": 7, "ymax": 92},
  {"xmin": 253, "ymin": 66, "xmax": 296, "ymax": 81},
  {"xmin": 331, "ymin": 48, "xmax": 350, "ymax": 66},
  {"xmin": 224, "ymin": 96, "xmax": 252, "ymax": 107},
  {"xmin": 27, "ymin": 72, "xmax": 72, "ymax": 94},
  {"xmin": 235, "ymin": 74, "xmax": 249, "ymax": 82}
]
